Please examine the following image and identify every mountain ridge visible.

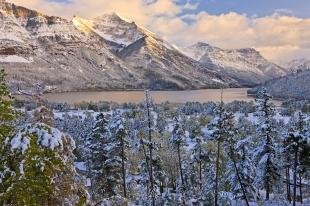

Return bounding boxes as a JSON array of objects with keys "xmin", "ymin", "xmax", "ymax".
[
  {"xmin": 0, "ymin": 1, "xmax": 289, "ymax": 93},
  {"xmin": 0, "ymin": 1, "xmax": 240, "ymax": 93},
  {"xmin": 181, "ymin": 42, "xmax": 287, "ymax": 86}
]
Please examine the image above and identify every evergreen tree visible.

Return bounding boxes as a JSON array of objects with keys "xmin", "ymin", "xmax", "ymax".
[
  {"xmin": 253, "ymin": 88, "xmax": 279, "ymax": 201},
  {"xmin": 107, "ymin": 111, "xmax": 128, "ymax": 198},
  {"xmin": 186, "ymin": 117, "xmax": 210, "ymax": 202},
  {"xmin": 54, "ymin": 112, "xmax": 95, "ymax": 160},
  {"xmin": 209, "ymin": 99, "xmax": 250, "ymax": 205},
  {"xmin": 222, "ymin": 112, "xmax": 250, "ymax": 206},
  {"xmin": 170, "ymin": 116, "xmax": 186, "ymax": 202},
  {"xmin": 234, "ymin": 136, "xmax": 259, "ymax": 201},
  {"xmin": 0, "ymin": 69, "xmax": 17, "ymax": 205},
  {"xmin": 1, "ymin": 111, "xmax": 84, "ymax": 206},
  {"xmin": 208, "ymin": 100, "xmax": 226, "ymax": 206},
  {"xmin": 138, "ymin": 90, "xmax": 158, "ymax": 205},
  {"xmin": 285, "ymin": 112, "xmax": 309, "ymax": 205},
  {"xmin": 86, "ymin": 113, "xmax": 110, "ymax": 200}
]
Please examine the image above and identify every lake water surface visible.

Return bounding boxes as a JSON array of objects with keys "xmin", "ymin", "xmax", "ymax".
[{"xmin": 42, "ymin": 88, "xmax": 275, "ymax": 105}]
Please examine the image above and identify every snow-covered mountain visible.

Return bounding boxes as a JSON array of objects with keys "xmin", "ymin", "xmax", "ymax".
[
  {"xmin": 283, "ymin": 58, "xmax": 310, "ymax": 73},
  {"xmin": 0, "ymin": 1, "xmax": 238, "ymax": 93},
  {"xmin": 182, "ymin": 42, "xmax": 287, "ymax": 86}
]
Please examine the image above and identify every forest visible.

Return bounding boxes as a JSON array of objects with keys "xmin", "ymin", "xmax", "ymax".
[{"xmin": 0, "ymin": 69, "xmax": 309, "ymax": 206}]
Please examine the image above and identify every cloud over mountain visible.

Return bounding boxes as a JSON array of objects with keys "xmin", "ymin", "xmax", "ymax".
[{"xmin": 8, "ymin": 0, "xmax": 310, "ymax": 63}]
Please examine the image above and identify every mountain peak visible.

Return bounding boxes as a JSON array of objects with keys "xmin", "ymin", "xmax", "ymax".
[
  {"xmin": 190, "ymin": 42, "xmax": 213, "ymax": 49},
  {"xmin": 196, "ymin": 42, "xmax": 211, "ymax": 47},
  {"xmin": 95, "ymin": 12, "xmax": 133, "ymax": 24},
  {"xmin": 235, "ymin": 48, "xmax": 259, "ymax": 54}
]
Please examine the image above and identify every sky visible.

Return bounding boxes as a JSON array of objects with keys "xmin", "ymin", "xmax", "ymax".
[{"xmin": 7, "ymin": 0, "xmax": 310, "ymax": 63}]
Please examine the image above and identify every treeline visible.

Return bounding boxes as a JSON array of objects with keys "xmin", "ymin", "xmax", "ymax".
[{"xmin": 1, "ymin": 68, "xmax": 310, "ymax": 206}]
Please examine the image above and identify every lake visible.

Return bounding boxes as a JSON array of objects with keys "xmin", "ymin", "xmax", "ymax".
[{"xmin": 40, "ymin": 88, "xmax": 280, "ymax": 105}]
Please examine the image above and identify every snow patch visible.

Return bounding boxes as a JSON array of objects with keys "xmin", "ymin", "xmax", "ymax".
[
  {"xmin": 212, "ymin": 78, "xmax": 224, "ymax": 84},
  {"xmin": 0, "ymin": 55, "xmax": 32, "ymax": 63},
  {"xmin": 75, "ymin": 162, "xmax": 87, "ymax": 172},
  {"xmin": 0, "ymin": 33, "xmax": 24, "ymax": 42},
  {"xmin": 11, "ymin": 123, "xmax": 66, "ymax": 153}
]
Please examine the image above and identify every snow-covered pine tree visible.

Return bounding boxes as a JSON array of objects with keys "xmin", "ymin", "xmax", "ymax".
[
  {"xmin": 253, "ymin": 88, "xmax": 279, "ymax": 201},
  {"xmin": 86, "ymin": 113, "xmax": 110, "ymax": 200},
  {"xmin": 285, "ymin": 112, "xmax": 309, "ymax": 206},
  {"xmin": 208, "ymin": 98, "xmax": 250, "ymax": 205},
  {"xmin": 138, "ymin": 90, "xmax": 157, "ymax": 205},
  {"xmin": 54, "ymin": 112, "xmax": 95, "ymax": 161},
  {"xmin": 107, "ymin": 111, "xmax": 128, "ymax": 198},
  {"xmin": 221, "ymin": 111, "xmax": 250, "ymax": 206},
  {"xmin": 189, "ymin": 123, "xmax": 210, "ymax": 202},
  {"xmin": 1, "ymin": 109, "xmax": 85, "ymax": 205},
  {"xmin": 234, "ymin": 135, "xmax": 259, "ymax": 202},
  {"xmin": 208, "ymin": 98, "xmax": 227, "ymax": 206},
  {"xmin": 298, "ymin": 131, "xmax": 310, "ymax": 204},
  {"xmin": 170, "ymin": 116, "xmax": 186, "ymax": 201}
]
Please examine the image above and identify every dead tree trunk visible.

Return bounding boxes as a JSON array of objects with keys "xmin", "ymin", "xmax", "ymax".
[
  {"xmin": 120, "ymin": 135, "xmax": 127, "ymax": 198},
  {"xmin": 145, "ymin": 91, "xmax": 155, "ymax": 206},
  {"xmin": 214, "ymin": 140, "xmax": 220, "ymax": 206},
  {"xmin": 286, "ymin": 166, "xmax": 291, "ymax": 202},
  {"xmin": 199, "ymin": 147, "xmax": 202, "ymax": 190},
  {"xmin": 293, "ymin": 146, "xmax": 298, "ymax": 206}
]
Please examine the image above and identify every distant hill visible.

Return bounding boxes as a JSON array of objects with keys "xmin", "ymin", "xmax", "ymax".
[
  {"xmin": 248, "ymin": 70, "xmax": 310, "ymax": 100},
  {"xmin": 282, "ymin": 58, "xmax": 310, "ymax": 73},
  {"xmin": 181, "ymin": 42, "xmax": 287, "ymax": 86}
]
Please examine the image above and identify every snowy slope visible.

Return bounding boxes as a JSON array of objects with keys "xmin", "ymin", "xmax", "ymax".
[
  {"xmin": 0, "ymin": 2, "xmax": 238, "ymax": 92},
  {"xmin": 72, "ymin": 14, "xmax": 238, "ymax": 90},
  {"xmin": 182, "ymin": 42, "xmax": 287, "ymax": 86}
]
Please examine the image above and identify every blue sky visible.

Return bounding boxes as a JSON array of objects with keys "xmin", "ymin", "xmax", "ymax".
[
  {"xmin": 184, "ymin": 0, "xmax": 310, "ymax": 18},
  {"xmin": 50, "ymin": 0, "xmax": 310, "ymax": 18}
]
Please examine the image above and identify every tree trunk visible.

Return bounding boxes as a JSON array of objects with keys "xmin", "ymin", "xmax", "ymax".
[
  {"xmin": 146, "ymin": 92, "xmax": 155, "ymax": 206},
  {"xmin": 139, "ymin": 136, "xmax": 151, "ymax": 194},
  {"xmin": 286, "ymin": 166, "xmax": 291, "ymax": 202},
  {"xmin": 177, "ymin": 144, "xmax": 184, "ymax": 186},
  {"xmin": 230, "ymin": 147, "xmax": 249, "ymax": 206},
  {"xmin": 214, "ymin": 140, "xmax": 220, "ymax": 206},
  {"xmin": 299, "ymin": 173, "xmax": 303, "ymax": 203},
  {"xmin": 120, "ymin": 136, "xmax": 127, "ymax": 198},
  {"xmin": 199, "ymin": 146, "xmax": 202, "ymax": 190},
  {"xmin": 293, "ymin": 146, "xmax": 298, "ymax": 206},
  {"xmin": 265, "ymin": 156, "xmax": 271, "ymax": 201},
  {"xmin": 265, "ymin": 130, "xmax": 272, "ymax": 201}
]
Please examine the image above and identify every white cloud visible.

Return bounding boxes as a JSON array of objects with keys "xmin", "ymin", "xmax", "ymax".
[
  {"xmin": 7, "ymin": 0, "xmax": 310, "ymax": 63},
  {"xmin": 183, "ymin": 1, "xmax": 199, "ymax": 10}
]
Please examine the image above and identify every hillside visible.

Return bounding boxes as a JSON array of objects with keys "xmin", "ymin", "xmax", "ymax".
[
  {"xmin": 248, "ymin": 70, "xmax": 310, "ymax": 100},
  {"xmin": 283, "ymin": 58, "xmax": 310, "ymax": 73}
]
